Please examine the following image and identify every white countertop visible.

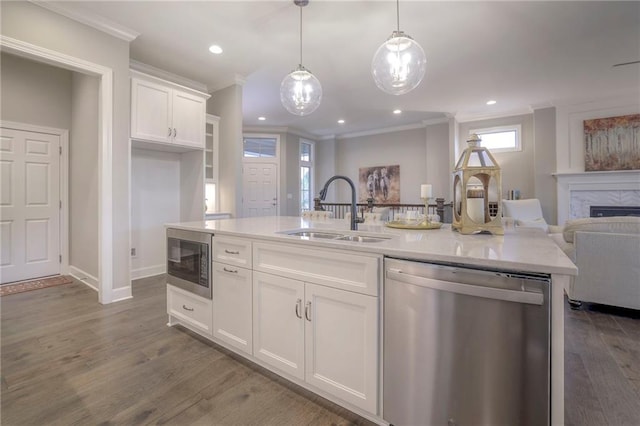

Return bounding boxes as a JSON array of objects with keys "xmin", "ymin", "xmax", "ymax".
[{"xmin": 166, "ymin": 216, "xmax": 577, "ymax": 276}]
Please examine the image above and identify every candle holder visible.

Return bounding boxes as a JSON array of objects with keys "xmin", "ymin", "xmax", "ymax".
[{"xmin": 422, "ymin": 197, "xmax": 432, "ymax": 224}]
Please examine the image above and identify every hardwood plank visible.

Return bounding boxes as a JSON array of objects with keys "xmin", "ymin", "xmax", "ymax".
[{"xmin": 564, "ymin": 351, "xmax": 608, "ymax": 426}]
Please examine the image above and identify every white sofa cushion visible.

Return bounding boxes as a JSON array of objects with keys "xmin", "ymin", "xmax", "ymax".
[
  {"xmin": 563, "ymin": 216, "xmax": 640, "ymax": 243},
  {"xmin": 516, "ymin": 217, "xmax": 549, "ymax": 231}
]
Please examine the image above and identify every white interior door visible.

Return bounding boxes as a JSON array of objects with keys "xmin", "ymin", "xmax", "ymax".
[
  {"xmin": 242, "ymin": 163, "xmax": 277, "ymax": 217},
  {"xmin": 0, "ymin": 128, "xmax": 60, "ymax": 284}
]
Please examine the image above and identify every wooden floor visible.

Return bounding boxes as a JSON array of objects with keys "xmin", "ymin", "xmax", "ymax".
[{"xmin": 1, "ymin": 275, "xmax": 639, "ymax": 425}]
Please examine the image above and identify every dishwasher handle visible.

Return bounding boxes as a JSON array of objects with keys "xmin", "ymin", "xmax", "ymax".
[{"xmin": 386, "ymin": 269, "xmax": 544, "ymax": 306}]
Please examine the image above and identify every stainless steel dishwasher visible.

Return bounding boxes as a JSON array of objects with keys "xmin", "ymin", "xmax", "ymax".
[{"xmin": 384, "ymin": 257, "xmax": 550, "ymax": 426}]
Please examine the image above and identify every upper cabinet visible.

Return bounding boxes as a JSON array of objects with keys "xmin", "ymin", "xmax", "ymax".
[{"xmin": 130, "ymin": 71, "xmax": 210, "ymax": 149}]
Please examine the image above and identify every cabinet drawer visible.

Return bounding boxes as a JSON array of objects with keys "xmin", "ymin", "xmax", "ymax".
[
  {"xmin": 214, "ymin": 235, "xmax": 252, "ymax": 267},
  {"xmin": 253, "ymin": 242, "xmax": 380, "ymax": 296},
  {"xmin": 167, "ymin": 284, "xmax": 213, "ymax": 335}
]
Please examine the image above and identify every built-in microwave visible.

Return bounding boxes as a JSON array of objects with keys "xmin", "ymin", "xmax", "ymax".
[{"xmin": 167, "ymin": 228, "xmax": 212, "ymax": 299}]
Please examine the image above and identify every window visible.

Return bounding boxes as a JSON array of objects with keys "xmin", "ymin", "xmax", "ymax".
[
  {"xmin": 470, "ymin": 124, "xmax": 522, "ymax": 153},
  {"xmin": 243, "ymin": 136, "xmax": 277, "ymax": 158},
  {"xmin": 300, "ymin": 139, "xmax": 314, "ymax": 212}
]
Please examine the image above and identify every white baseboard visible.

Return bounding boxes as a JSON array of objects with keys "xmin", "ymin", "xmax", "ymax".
[
  {"xmin": 68, "ymin": 265, "xmax": 99, "ymax": 292},
  {"xmin": 131, "ymin": 264, "xmax": 166, "ymax": 280},
  {"xmin": 111, "ymin": 286, "xmax": 132, "ymax": 302}
]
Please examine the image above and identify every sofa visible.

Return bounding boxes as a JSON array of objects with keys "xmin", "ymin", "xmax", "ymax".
[{"xmin": 550, "ymin": 216, "xmax": 640, "ymax": 310}]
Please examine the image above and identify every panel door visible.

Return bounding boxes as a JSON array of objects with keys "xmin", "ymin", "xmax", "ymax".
[
  {"xmin": 304, "ymin": 283, "xmax": 379, "ymax": 414},
  {"xmin": 172, "ymin": 90, "xmax": 205, "ymax": 148},
  {"xmin": 130, "ymin": 78, "xmax": 172, "ymax": 143},
  {"xmin": 253, "ymin": 271, "xmax": 305, "ymax": 380},
  {"xmin": 212, "ymin": 262, "xmax": 253, "ymax": 354},
  {"xmin": 242, "ymin": 163, "xmax": 277, "ymax": 217},
  {"xmin": 0, "ymin": 128, "xmax": 60, "ymax": 284}
]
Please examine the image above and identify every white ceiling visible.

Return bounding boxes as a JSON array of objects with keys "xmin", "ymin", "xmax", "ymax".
[{"xmin": 53, "ymin": 1, "xmax": 640, "ymax": 138}]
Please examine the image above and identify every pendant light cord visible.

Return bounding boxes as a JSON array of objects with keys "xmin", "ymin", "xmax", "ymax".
[
  {"xmin": 299, "ymin": 5, "xmax": 303, "ymax": 65},
  {"xmin": 396, "ymin": 0, "xmax": 400, "ymax": 32}
]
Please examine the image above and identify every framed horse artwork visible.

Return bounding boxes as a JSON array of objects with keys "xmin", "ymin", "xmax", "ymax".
[{"xmin": 358, "ymin": 165, "xmax": 400, "ymax": 203}]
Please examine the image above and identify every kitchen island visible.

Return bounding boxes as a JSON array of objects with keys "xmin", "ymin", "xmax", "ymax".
[{"xmin": 166, "ymin": 216, "xmax": 577, "ymax": 425}]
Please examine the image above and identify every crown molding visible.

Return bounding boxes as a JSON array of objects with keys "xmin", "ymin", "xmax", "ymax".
[
  {"xmin": 243, "ymin": 126, "xmax": 319, "ymax": 141},
  {"xmin": 454, "ymin": 107, "xmax": 534, "ymax": 123},
  {"xmin": 422, "ymin": 117, "xmax": 450, "ymax": 126},
  {"xmin": 130, "ymin": 60, "xmax": 209, "ymax": 94},
  {"xmin": 31, "ymin": 1, "xmax": 140, "ymax": 42},
  {"xmin": 530, "ymin": 101, "xmax": 555, "ymax": 110},
  {"xmin": 336, "ymin": 122, "xmax": 427, "ymax": 140}
]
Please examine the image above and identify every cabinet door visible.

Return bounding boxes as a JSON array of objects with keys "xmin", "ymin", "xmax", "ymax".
[
  {"xmin": 167, "ymin": 284, "xmax": 213, "ymax": 336},
  {"xmin": 131, "ymin": 78, "xmax": 172, "ymax": 143},
  {"xmin": 213, "ymin": 262, "xmax": 253, "ymax": 354},
  {"xmin": 304, "ymin": 283, "xmax": 379, "ymax": 414},
  {"xmin": 172, "ymin": 90, "xmax": 206, "ymax": 148},
  {"xmin": 253, "ymin": 271, "xmax": 305, "ymax": 380}
]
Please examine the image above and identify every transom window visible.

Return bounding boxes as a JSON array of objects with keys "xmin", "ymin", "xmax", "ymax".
[
  {"xmin": 470, "ymin": 124, "xmax": 522, "ymax": 153},
  {"xmin": 243, "ymin": 136, "xmax": 277, "ymax": 158}
]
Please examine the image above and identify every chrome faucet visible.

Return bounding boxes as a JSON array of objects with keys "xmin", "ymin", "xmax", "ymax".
[{"xmin": 318, "ymin": 175, "xmax": 364, "ymax": 231}]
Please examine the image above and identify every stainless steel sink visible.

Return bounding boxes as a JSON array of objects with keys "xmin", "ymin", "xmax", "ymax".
[
  {"xmin": 280, "ymin": 229, "xmax": 391, "ymax": 243},
  {"xmin": 336, "ymin": 235, "xmax": 388, "ymax": 243},
  {"xmin": 286, "ymin": 231, "xmax": 343, "ymax": 239}
]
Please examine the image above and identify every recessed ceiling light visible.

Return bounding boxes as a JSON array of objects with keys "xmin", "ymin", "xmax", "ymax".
[
  {"xmin": 258, "ymin": 116, "xmax": 266, "ymax": 121},
  {"xmin": 208, "ymin": 45, "xmax": 223, "ymax": 54},
  {"xmin": 393, "ymin": 109, "xmax": 402, "ymax": 114},
  {"xmin": 337, "ymin": 119, "xmax": 345, "ymax": 124},
  {"xmin": 486, "ymin": 100, "xmax": 497, "ymax": 105}
]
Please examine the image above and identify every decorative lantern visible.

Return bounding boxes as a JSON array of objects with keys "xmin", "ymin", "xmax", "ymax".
[{"xmin": 452, "ymin": 134, "xmax": 504, "ymax": 235}]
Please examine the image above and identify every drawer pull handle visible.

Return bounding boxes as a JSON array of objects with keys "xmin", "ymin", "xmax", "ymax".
[
  {"xmin": 305, "ymin": 301, "xmax": 312, "ymax": 322},
  {"xmin": 223, "ymin": 267, "xmax": 238, "ymax": 274},
  {"xmin": 182, "ymin": 304, "xmax": 194, "ymax": 312},
  {"xmin": 224, "ymin": 249, "xmax": 240, "ymax": 255},
  {"xmin": 295, "ymin": 299, "xmax": 302, "ymax": 319},
  {"xmin": 173, "ymin": 128, "xmax": 177, "ymax": 137},
  {"xmin": 168, "ymin": 127, "xmax": 172, "ymax": 137}
]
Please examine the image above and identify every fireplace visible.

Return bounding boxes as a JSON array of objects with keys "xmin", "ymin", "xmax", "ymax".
[
  {"xmin": 555, "ymin": 170, "xmax": 640, "ymax": 224},
  {"xmin": 590, "ymin": 205, "xmax": 640, "ymax": 217}
]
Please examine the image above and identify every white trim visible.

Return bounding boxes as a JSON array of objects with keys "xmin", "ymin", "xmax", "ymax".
[
  {"xmin": 336, "ymin": 122, "xmax": 427, "ymax": 140},
  {"xmin": 131, "ymin": 264, "xmax": 166, "ymax": 280},
  {"xmin": 130, "ymin": 60, "xmax": 210, "ymax": 94},
  {"xmin": 0, "ymin": 121, "xmax": 69, "ymax": 280},
  {"xmin": 69, "ymin": 265, "xmax": 99, "ymax": 292},
  {"xmin": 243, "ymin": 126, "xmax": 319, "ymax": 141},
  {"xmin": 455, "ymin": 107, "xmax": 533, "ymax": 123},
  {"xmin": 111, "ymin": 286, "xmax": 133, "ymax": 302},
  {"xmin": 1, "ymin": 35, "xmax": 115, "ymax": 304},
  {"xmin": 31, "ymin": 1, "xmax": 140, "ymax": 42}
]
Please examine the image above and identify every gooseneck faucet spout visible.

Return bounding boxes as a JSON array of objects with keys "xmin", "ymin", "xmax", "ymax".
[{"xmin": 318, "ymin": 175, "xmax": 364, "ymax": 231}]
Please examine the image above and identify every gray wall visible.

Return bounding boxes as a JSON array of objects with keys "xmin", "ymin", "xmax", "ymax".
[
  {"xmin": 335, "ymin": 128, "xmax": 428, "ymax": 203},
  {"xmin": 1, "ymin": 1, "xmax": 132, "ymax": 295},
  {"xmin": 0, "ymin": 53, "xmax": 71, "ymax": 129},
  {"xmin": 460, "ymin": 114, "xmax": 535, "ymax": 202},
  {"xmin": 425, "ymin": 122, "xmax": 451, "ymax": 201},
  {"xmin": 316, "ymin": 138, "xmax": 337, "ymax": 202},
  {"xmin": 533, "ymin": 107, "xmax": 557, "ymax": 223},
  {"xmin": 208, "ymin": 84, "xmax": 243, "ymax": 217},
  {"xmin": 70, "ymin": 73, "xmax": 99, "ymax": 279}
]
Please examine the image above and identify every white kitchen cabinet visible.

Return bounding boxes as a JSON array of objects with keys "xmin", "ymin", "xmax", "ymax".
[
  {"xmin": 131, "ymin": 72, "xmax": 208, "ymax": 149},
  {"xmin": 205, "ymin": 114, "xmax": 220, "ymax": 182},
  {"xmin": 167, "ymin": 284, "xmax": 213, "ymax": 336},
  {"xmin": 304, "ymin": 282, "xmax": 378, "ymax": 414},
  {"xmin": 253, "ymin": 271, "xmax": 305, "ymax": 380},
  {"xmin": 252, "ymin": 271, "xmax": 378, "ymax": 414},
  {"xmin": 212, "ymin": 261, "xmax": 253, "ymax": 355}
]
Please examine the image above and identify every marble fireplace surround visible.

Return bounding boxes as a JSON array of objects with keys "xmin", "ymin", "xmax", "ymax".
[{"xmin": 555, "ymin": 170, "xmax": 640, "ymax": 224}]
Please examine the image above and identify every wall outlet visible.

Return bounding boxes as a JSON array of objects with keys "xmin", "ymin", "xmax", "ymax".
[{"xmin": 131, "ymin": 248, "xmax": 136, "ymax": 257}]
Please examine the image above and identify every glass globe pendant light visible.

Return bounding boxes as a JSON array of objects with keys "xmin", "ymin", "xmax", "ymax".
[
  {"xmin": 371, "ymin": 0, "xmax": 427, "ymax": 95},
  {"xmin": 280, "ymin": 0, "xmax": 322, "ymax": 116}
]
